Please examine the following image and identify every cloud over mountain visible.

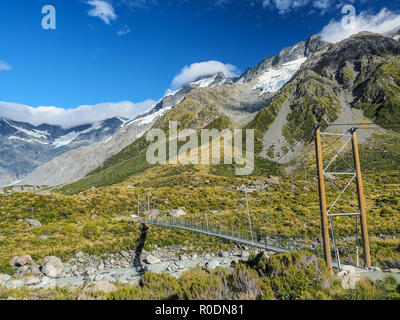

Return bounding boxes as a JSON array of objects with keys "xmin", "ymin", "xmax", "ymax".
[
  {"xmin": 320, "ymin": 8, "xmax": 400, "ymax": 43},
  {"xmin": 0, "ymin": 100, "xmax": 155, "ymax": 129},
  {"xmin": 171, "ymin": 61, "xmax": 240, "ymax": 89}
]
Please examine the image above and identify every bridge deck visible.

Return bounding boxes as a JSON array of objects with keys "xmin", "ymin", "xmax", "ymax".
[{"xmin": 141, "ymin": 219, "xmax": 294, "ymax": 253}]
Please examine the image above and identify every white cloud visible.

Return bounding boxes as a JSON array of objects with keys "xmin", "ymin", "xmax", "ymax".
[
  {"xmin": 0, "ymin": 61, "xmax": 12, "ymax": 71},
  {"xmin": 117, "ymin": 24, "xmax": 131, "ymax": 36},
  {"xmin": 171, "ymin": 61, "xmax": 240, "ymax": 89},
  {"xmin": 0, "ymin": 100, "xmax": 156, "ymax": 129},
  {"xmin": 87, "ymin": 0, "xmax": 118, "ymax": 25},
  {"xmin": 259, "ymin": 0, "xmax": 361, "ymax": 14},
  {"xmin": 320, "ymin": 8, "xmax": 400, "ymax": 43},
  {"xmin": 119, "ymin": 0, "xmax": 158, "ymax": 10}
]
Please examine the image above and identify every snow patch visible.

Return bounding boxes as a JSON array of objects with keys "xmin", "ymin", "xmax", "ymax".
[
  {"xmin": 8, "ymin": 136, "xmax": 49, "ymax": 145},
  {"xmin": 52, "ymin": 121, "xmax": 104, "ymax": 148},
  {"xmin": 253, "ymin": 57, "xmax": 307, "ymax": 95},
  {"xmin": 4, "ymin": 119, "xmax": 50, "ymax": 140}
]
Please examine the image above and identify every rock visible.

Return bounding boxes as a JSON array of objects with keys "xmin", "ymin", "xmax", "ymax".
[
  {"xmin": 75, "ymin": 252, "xmax": 85, "ymax": 259},
  {"xmin": 144, "ymin": 255, "xmax": 161, "ymax": 265},
  {"xmin": 84, "ymin": 281, "xmax": 117, "ymax": 293},
  {"xmin": 237, "ymin": 202, "xmax": 244, "ymax": 209},
  {"xmin": 303, "ymin": 186, "xmax": 310, "ymax": 192},
  {"xmin": 266, "ymin": 176, "xmax": 280, "ymax": 185},
  {"xmin": 241, "ymin": 251, "xmax": 250, "ymax": 259},
  {"xmin": 7, "ymin": 297, "xmax": 16, "ymax": 300},
  {"xmin": 205, "ymin": 260, "xmax": 220, "ymax": 270},
  {"xmin": 217, "ymin": 251, "xmax": 229, "ymax": 258},
  {"xmin": 42, "ymin": 256, "xmax": 64, "ymax": 278},
  {"xmin": 175, "ymin": 262, "xmax": 187, "ymax": 270},
  {"xmin": 127, "ymin": 185, "xmax": 135, "ymax": 189},
  {"xmin": 0, "ymin": 274, "xmax": 11, "ymax": 286},
  {"xmin": 22, "ymin": 276, "xmax": 40, "ymax": 286},
  {"xmin": 168, "ymin": 208, "xmax": 187, "ymax": 218},
  {"xmin": 9, "ymin": 254, "xmax": 32, "ymax": 267},
  {"xmin": 324, "ymin": 173, "xmax": 336, "ymax": 182},
  {"xmin": 25, "ymin": 219, "xmax": 42, "ymax": 228},
  {"xmin": 37, "ymin": 235, "xmax": 48, "ymax": 241},
  {"xmin": 16, "ymin": 265, "xmax": 31, "ymax": 276},
  {"xmin": 97, "ymin": 261, "xmax": 105, "ymax": 271},
  {"xmin": 179, "ymin": 255, "xmax": 189, "ymax": 261},
  {"xmin": 388, "ymin": 268, "xmax": 400, "ymax": 274},
  {"xmin": 254, "ymin": 251, "xmax": 269, "ymax": 263},
  {"xmin": 120, "ymin": 251, "xmax": 129, "ymax": 258}
]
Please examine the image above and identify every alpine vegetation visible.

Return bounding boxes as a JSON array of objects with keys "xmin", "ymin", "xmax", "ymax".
[{"xmin": 146, "ymin": 121, "xmax": 255, "ymax": 175}]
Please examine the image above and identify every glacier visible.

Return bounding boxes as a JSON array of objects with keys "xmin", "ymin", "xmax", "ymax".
[{"xmin": 253, "ymin": 57, "xmax": 307, "ymax": 95}]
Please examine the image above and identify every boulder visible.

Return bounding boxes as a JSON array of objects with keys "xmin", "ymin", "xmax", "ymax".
[
  {"xmin": 205, "ymin": 260, "xmax": 220, "ymax": 270},
  {"xmin": 253, "ymin": 251, "xmax": 269, "ymax": 264},
  {"xmin": 169, "ymin": 208, "xmax": 187, "ymax": 218},
  {"xmin": 9, "ymin": 254, "xmax": 32, "ymax": 267},
  {"xmin": 144, "ymin": 255, "xmax": 161, "ymax": 265},
  {"xmin": 241, "ymin": 251, "xmax": 250, "ymax": 259},
  {"xmin": 25, "ymin": 219, "xmax": 42, "ymax": 228},
  {"xmin": 84, "ymin": 281, "xmax": 117, "ymax": 293},
  {"xmin": 42, "ymin": 256, "xmax": 64, "ymax": 278}
]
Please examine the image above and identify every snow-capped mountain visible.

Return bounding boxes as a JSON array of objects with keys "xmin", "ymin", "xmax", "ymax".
[
  {"xmin": 9, "ymin": 35, "xmax": 327, "ymax": 187},
  {"xmin": 0, "ymin": 117, "xmax": 126, "ymax": 186}
]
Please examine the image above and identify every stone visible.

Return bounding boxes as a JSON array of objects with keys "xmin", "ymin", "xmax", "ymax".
[
  {"xmin": 37, "ymin": 235, "xmax": 48, "ymax": 241},
  {"xmin": 168, "ymin": 208, "xmax": 187, "ymax": 218},
  {"xmin": 241, "ymin": 251, "xmax": 250, "ymax": 259},
  {"xmin": 254, "ymin": 251, "xmax": 269, "ymax": 263},
  {"xmin": 25, "ymin": 219, "xmax": 42, "ymax": 227},
  {"xmin": 97, "ymin": 261, "xmax": 105, "ymax": 271},
  {"xmin": 266, "ymin": 176, "xmax": 280, "ymax": 185},
  {"xmin": 7, "ymin": 297, "xmax": 16, "ymax": 300},
  {"xmin": 179, "ymin": 255, "xmax": 189, "ymax": 261},
  {"xmin": 144, "ymin": 255, "xmax": 161, "ymax": 265},
  {"xmin": 22, "ymin": 276, "xmax": 40, "ymax": 286},
  {"xmin": 0, "ymin": 274, "xmax": 11, "ymax": 286},
  {"xmin": 120, "ymin": 251, "xmax": 129, "ymax": 258},
  {"xmin": 75, "ymin": 251, "xmax": 85, "ymax": 259},
  {"xmin": 324, "ymin": 173, "xmax": 336, "ymax": 182},
  {"xmin": 42, "ymin": 256, "xmax": 64, "ymax": 278},
  {"xmin": 9, "ymin": 254, "xmax": 32, "ymax": 267},
  {"xmin": 218, "ymin": 251, "xmax": 229, "ymax": 258},
  {"xmin": 84, "ymin": 281, "xmax": 117, "ymax": 293},
  {"xmin": 389, "ymin": 268, "xmax": 400, "ymax": 274},
  {"xmin": 205, "ymin": 260, "xmax": 220, "ymax": 270}
]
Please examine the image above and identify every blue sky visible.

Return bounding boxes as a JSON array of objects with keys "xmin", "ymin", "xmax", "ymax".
[{"xmin": 0, "ymin": 0, "xmax": 399, "ymax": 127}]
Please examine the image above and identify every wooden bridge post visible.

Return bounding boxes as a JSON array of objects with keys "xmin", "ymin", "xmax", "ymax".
[
  {"xmin": 351, "ymin": 129, "xmax": 371, "ymax": 269},
  {"xmin": 147, "ymin": 193, "xmax": 150, "ymax": 220},
  {"xmin": 315, "ymin": 126, "xmax": 333, "ymax": 272}
]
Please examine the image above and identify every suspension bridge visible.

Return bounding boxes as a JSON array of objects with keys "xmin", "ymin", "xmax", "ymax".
[{"xmin": 137, "ymin": 122, "xmax": 400, "ymax": 272}]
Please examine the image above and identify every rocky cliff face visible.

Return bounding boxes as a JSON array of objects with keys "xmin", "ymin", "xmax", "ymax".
[
  {"xmin": 238, "ymin": 34, "xmax": 326, "ymax": 83},
  {"xmin": 247, "ymin": 32, "xmax": 400, "ymax": 162}
]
